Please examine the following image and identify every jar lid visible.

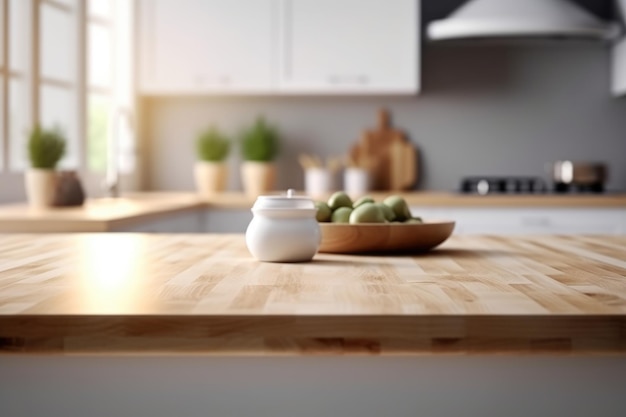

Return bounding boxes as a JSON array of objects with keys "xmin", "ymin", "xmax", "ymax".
[{"xmin": 252, "ymin": 189, "xmax": 315, "ymax": 210}]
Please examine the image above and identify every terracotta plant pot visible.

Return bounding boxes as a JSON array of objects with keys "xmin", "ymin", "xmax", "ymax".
[
  {"xmin": 241, "ymin": 161, "xmax": 276, "ymax": 197},
  {"xmin": 194, "ymin": 161, "xmax": 228, "ymax": 197},
  {"xmin": 25, "ymin": 169, "xmax": 57, "ymax": 208}
]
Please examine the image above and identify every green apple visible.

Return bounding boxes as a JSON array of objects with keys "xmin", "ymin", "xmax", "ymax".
[
  {"xmin": 331, "ymin": 206, "xmax": 353, "ymax": 223},
  {"xmin": 328, "ymin": 191, "xmax": 353, "ymax": 211},
  {"xmin": 405, "ymin": 217, "xmax": 423, "ymax": 224},
  {"xmin": 315, "ymin": 201, "xmax": 332, "ymax": 222},
  {"xmin": 349, "ymin": 203, "xmax": 386, "ymax": 224},
  {"xmin": 383, "ymin": 195, "xmax": 412, "ymax": 222},
  {"xmin": 353, "ymin": 196, "xmax": 374, "ymax": 208},
  {"xmin": 374, "ymin": 202, "xmax": 396, "ymax": 222}
]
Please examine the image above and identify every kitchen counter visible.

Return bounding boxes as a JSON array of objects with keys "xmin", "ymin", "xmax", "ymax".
[
  {"xmin": 0, "ymin": 191, "xmax": 625, "ymax": 232},
  {"xmin": 1, "ymin": 233, "xmax": 624, "ymax": 355},
  {"xmin": 0, "ymin": 192, "xmax": 205, "ymax": 232},
  {"xmin": 388, "ymin": 191, "xmax": 626, "ymax": 207}
]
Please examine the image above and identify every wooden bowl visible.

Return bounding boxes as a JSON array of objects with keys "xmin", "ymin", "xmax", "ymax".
[{"xmin": 318, "ymin": 220, "xmax": 455, "ymax": 254}]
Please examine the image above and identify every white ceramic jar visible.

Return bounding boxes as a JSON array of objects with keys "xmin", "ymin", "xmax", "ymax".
[{"xmin": 246, "ymin": 190, "xmax": 321, "ymax": 262}]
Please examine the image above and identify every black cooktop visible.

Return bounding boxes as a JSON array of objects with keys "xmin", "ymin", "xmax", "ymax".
[{"xmin": 459, "ymin": 176, "xmax": 605, "ymax": 195}]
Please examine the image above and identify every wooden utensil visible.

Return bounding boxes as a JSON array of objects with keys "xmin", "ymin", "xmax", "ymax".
[
  {"xmin": 349, "ymin": 109, "xmax": 418, "ymax": 191},
  {"xmin": 326, "ymin": 156, "xmax": 343, "ymax": 174},
  {"xmin": 298, "ymin": 153, "xmax": 324, "ymax": 170}
]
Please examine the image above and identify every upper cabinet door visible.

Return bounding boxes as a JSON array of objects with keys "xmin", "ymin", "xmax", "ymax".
[
  {"xmin": 278, "ymin": 0, "xmax": 419, "ymax": 94},
  {"xmin": 139, "ymin": 0, "xmax": 276, "ymax": 94}
]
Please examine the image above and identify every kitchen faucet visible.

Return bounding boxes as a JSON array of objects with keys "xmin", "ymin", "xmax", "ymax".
[{"xmin": 104, "ymin": 107, "xmax": 134, "ymax": 198}]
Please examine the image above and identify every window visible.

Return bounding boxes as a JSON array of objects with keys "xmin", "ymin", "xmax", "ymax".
[
  {"xmin": 39, "ymin": 0, "xmax": 79, "ymax": 170},
  {"xmin": 6, "ymin": 0, "xmax": 33, "ymax": 172},
  {"xmin": 0, "ymin": 0, "xmax": 134, "ymax": 199},
  {"xmin": 87, "ymin": 0, "xmax": 113, "ymax": 173}
]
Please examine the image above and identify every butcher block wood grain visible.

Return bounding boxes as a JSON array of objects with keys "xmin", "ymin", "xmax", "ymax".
[
  {"xmin": 0, "ymin": 234, "xmax": 625, "ymax": 355},
  {"xmin": 349, "ymin": 109, "xmax": 417, "ymax": 191}
]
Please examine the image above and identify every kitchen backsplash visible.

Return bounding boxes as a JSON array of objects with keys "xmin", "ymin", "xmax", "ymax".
[{"xmin": 143, "ymin": 44, "xmax": 626, "ymax": 193}]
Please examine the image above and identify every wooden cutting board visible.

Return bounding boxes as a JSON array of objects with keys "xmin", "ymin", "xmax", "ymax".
[{"xmin": 349, "ymin": 109, "xmax": 418, "ymax": 191}]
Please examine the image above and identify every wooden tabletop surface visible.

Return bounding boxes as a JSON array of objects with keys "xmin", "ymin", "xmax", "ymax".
[
  {"xmin": 0, "ymin": 233, "xmax": 624, "ymax": 355},
  {"xmin": 0, "ymin": 191, "xmax": 625, "ymax": 233}
]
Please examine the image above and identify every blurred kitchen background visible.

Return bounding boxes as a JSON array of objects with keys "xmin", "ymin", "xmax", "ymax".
[{"xmin": 1, "ymin": 0, "xmax": 626, "ymax": 202}]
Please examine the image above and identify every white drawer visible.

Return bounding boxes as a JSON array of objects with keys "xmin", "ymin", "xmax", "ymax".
[{"xmin": 410, "ymin": 207, "xmax": 626, "ymax": 235}]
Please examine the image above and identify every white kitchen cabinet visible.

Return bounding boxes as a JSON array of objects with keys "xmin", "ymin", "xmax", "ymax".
[
  {"xmin": 203, "ymin": 209, "xmax": 252, "ymax": 233},
  {"xmin": 107, "ymin": 209, "xmax": 251, "ymax": 233},
  {"xmin": 139, "ymin": 0, "xmax": 276, "ymax": 94},
  {"xmin": 278, "ymin": 0, "xmax": 419, "ymax": 94},
  {"xmin": 138, "ymin": 0, "xmax": 420, "ymax": 95},
  {"xmin": 113, "ymin": 210, "xmax": 205, "ymax": 233},
  {"xmin": 410, "ymin": 207, "xmax": 626, "ymax": 235}
]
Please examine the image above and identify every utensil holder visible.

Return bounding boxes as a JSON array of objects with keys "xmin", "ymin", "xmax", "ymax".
[
  {"xmin": 305, "ymin": 168, "xmax": 334, "ymax": 197},
  {"xmin": 344, "ymin": 168, "xmax": 370, "ymax": 198}
]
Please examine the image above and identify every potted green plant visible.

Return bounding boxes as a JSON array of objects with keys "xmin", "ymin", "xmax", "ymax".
[
  {"xmin": 194, "ymin": 126, "xmax": 231, "ymax": 196},
  {"xmin": 25, "ymin": 125, "xmax": 66, "ymax": 208},
  {"xmin": 239, "ymin": 116, "xmax": 280, "ymax": 197}
]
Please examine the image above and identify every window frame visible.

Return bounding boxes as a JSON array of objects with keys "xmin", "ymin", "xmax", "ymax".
[
  {"xmin": 0, "ymin": 0, "xmax": 135, "ymax": 202},
  {"xmin": 1, "ymin": 0, "xmax": 8, "ymax": 171}
]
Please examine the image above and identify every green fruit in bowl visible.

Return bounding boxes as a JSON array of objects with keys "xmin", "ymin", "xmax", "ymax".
[
  {"xmin": 375, "ymin": 202, "xmax": 396, "ymax": 222},
  {"xmin": 353, "ymin": 196, "xmax": 374, "ymax": 208},
  {"xmin": 349, "ymin": 203, "xmax": 386, "ymax": 224},
  {"xmin": 383, "ymin": 195, "xmax": 412, "ymax": 222},
  {"xmin": 315, "ymin": 201, "xmax": 332, "ymax": 222},
  {"xmin": 405, "ymin": 217, "xmax": 423, "ymax": 224},
  {"xmin": 331, "ymin": 206, "xmax": 353, "ymax": 223},
  {"xmin": 328, "ymin": 191, "xmax": 353, "ymax": 211}
]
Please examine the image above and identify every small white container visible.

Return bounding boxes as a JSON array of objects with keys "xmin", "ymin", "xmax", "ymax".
[
  {"xmin": 304, "ymin": 167, "xmax": 334, "ymax": 197},
  {"xmin": 343, "ymin": 167, "xmax": 370, "ymax": 198},
  {"xmin": 246, "ymin": 189, "xmax": 321, "ymax": 262}
]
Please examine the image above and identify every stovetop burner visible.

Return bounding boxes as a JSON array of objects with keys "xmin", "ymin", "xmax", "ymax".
[
  {"xmin": 460, "ymin": 176, "xmax": 546, "ymax": 195},
  {"xmin": 459, "ymin": 176, "xmax": 605, "ymax": 195}
]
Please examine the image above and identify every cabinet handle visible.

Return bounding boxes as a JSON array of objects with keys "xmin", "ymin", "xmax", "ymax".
[
  {"xmin": 328, "ymin": 75, "xmax": 369, "ymax": 85},
  {"xmin": 218, "ymin": 75, "xmax": 231, "ymax": 85},
  {"xmin": 193, "ymin": 75, "xmax": 232, "ymax": 86}
]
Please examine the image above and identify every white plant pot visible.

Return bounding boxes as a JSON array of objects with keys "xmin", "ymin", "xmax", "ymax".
[
  {"xmin": 194, "ymin": 161, "xmax": 228, "ymax": 197},
  {"xmin": 25, "ymin": 169, "xmax": 57, "ymax": 208},
  {"xmin": 241, "ymin": 161, "xmax": 276, "ymax": 198}
]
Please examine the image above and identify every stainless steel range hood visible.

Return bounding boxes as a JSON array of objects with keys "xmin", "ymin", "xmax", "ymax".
[{"xmin": 427, "ymin": 0, "xmax": 620, "ymax": 42}]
